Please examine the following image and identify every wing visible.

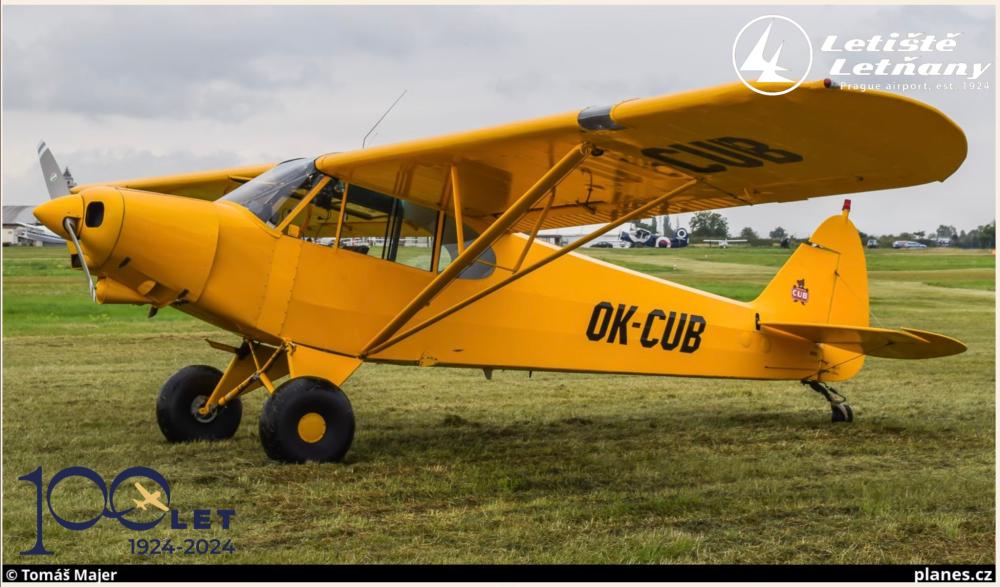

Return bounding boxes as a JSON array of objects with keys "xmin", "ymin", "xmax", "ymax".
[
  {"xmin": 316, "ymin": 80, "xmax": 966, "ymax": 232},
  {"xmin": 133, "ymin": 481, "xmax": 152, "ymax": 499},
  {"xmin": 762, "ymin": 322, "xmax": 966, "ymax": 359},
  {"xmin": 71, "ymin": 163, "xmax": 275, "ymax": 201}
]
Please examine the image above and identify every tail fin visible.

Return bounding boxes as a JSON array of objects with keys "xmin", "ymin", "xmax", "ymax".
[
  {"xmin": 754, "ymin": 201, "xmax": 965, "ymax": 380},
  {"xmin": 753, "ymin": 200, "xmax": 869, "ymax": 328},
  {"xmin": 753, "ymin": 201, "xmax": 870, "ymax": 380}
]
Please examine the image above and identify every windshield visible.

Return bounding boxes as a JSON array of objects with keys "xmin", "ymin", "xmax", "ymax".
[{"xmin": 221, "ymin": 158, "xmax": 319, "ymax": 226}]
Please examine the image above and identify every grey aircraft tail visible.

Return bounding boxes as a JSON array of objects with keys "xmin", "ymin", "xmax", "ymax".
[{"xmin": 37, "ymin": 141, "xmax": 76, "ymax": 199}]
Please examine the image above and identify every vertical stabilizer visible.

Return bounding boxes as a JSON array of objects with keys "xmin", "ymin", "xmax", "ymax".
[
  {"xmin": 37, "ymin": 141, "xmax": 74, "ymax": 199},
  {"xmin": 753, "ymin": 201, "xmax": 870, "ymax": 379}
]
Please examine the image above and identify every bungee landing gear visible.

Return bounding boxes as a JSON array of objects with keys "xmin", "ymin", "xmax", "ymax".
[{"xmin": 155, "ymin": 339, "xmax": 362, "ymax": 463}]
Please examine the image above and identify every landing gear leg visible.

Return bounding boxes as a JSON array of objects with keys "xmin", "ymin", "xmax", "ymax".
[{"xmin": 804, "ymin": 380, "xmax": 854, "ymax": 423}]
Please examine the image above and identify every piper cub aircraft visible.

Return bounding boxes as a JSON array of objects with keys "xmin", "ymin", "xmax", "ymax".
[{"xmin": 35, "ymin": 79, "xmax": 968, "ymax": 463}]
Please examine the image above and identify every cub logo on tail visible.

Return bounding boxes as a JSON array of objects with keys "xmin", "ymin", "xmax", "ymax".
[{"xmin": 792, "ymin": 279, "xmax": 810, "ymax": 304}]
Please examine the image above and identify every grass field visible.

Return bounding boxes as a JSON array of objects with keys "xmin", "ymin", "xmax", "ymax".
[{"xmin": 2, "ymin": 244, "xmax": 994, "ymax": 564}]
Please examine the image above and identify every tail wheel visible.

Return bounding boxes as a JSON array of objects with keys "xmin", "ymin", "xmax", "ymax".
[
  {"xmin": 805, "ymin": 380, "xmax": 855, "ymax": 424},
  {"xmin": 832, "ymin": 402, "xmax": 854, "ymax": 423},
  {"xmin": 156, "ymin": 365, "xmax": 242, "ymax": 442},
  {"xmin": 259, "ymin": 377, "xmax": 355, "ymax": 463}
]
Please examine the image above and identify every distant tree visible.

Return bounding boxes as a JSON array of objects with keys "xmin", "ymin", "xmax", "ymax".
[
  {"xmin": 979, "ymin": 221, "xmax": 996, "ymax": 248},
  {"xmin": 739, "ymin": 226, "xmax": 759, "ymax": 241},
  {"xmin": 633, "ymin": 218, "xmax": 657, "ymax": 233},
  {"xmin": 936, "ymin": 224, "xmax": 957, "ymax": 239},
  {"xmin": 769, "ymin": 226, "xmax": 787, "ymax": 240},
  {"xmin": 658, "ymin": 215, "xmax": 675, "ymax": 237},
  {"xmin": 690, "ymin": 212, "xmax": 729, "ymax": 238},
  {"xmin": 960, "ymin": 228, "xmax": 981, "ymax": 249}
]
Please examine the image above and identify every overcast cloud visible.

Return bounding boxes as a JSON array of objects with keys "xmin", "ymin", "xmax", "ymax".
[{"xmin": 2, "ymin": 5, "xmax": 995, "ymax": 236}]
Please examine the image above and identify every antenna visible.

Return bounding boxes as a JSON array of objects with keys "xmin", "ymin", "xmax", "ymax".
[{"xmin": 362, "ymin": 90, "xmax": 407, "ymax": 149}]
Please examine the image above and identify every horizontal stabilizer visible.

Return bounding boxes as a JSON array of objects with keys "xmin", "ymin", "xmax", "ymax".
[{"xmin": 761, "ymin": 322, "xmax": 966, "ymax": 360}]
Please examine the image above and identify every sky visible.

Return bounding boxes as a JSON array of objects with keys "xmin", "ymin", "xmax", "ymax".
[{"xmin": 2, "ymin": 5, "xmax": 995, "ymax": 238}]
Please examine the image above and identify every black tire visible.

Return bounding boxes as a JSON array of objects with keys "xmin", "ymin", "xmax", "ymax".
[
  {"xmin": 156, "ymin": 365, "xmax": 242, "ymax": 442},
  {"xmin": 831, "ymin": 403, "xmax": 854, "ymax": 423},
  {"xmin": 259, "ymin": 377, "xmax": 355, "ymax": 463}
]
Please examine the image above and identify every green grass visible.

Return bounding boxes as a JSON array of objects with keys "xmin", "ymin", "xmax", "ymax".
[
  {"xmin": 1, "ymin": 245, "xmax": 994, "ymax": 564},
  {"xmin": 599, "ymin": 245, "xmax": 994, "ymax": 272}
]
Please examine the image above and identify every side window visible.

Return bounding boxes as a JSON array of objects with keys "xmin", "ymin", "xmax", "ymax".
[
  {"xmin": 338, "ymin": 185, "xmax": 437, "ymax": 271},
  {"xmin": 285, "ymin": 177, "xmax": 495, "ymax": 279},
  {"xmin": 284, "ymin": 178, "xmax": 345, "ymax": 242},
  {"xmin": 336, "ymin": 185, "xmax": 392, "ymax": 259},
  {"xmin": 437, "ymin": 217, "xmax": 496, "ymax": 279}
]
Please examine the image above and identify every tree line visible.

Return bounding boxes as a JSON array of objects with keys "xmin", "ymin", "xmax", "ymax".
[{"xmin": 647, "ymin": 212, "xmax": 996, "ymax": 248}]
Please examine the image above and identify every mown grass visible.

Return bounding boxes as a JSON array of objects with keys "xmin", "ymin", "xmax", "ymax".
[
  {"xmin": 1, "ymin": 245, "xmax": 994, "ymax": 564},
  {"xmin": 598, "ymin": 245, "xmax": 994, "ymax": 272}
]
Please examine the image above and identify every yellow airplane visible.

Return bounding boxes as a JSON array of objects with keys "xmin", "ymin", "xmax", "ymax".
[
  {"xmin": 33, "ymin": 79, "xmax": 968, "ymax": 463},
  {"xmin": 133, "ymin": 482, "xmax": 169, "ymax": 512}
]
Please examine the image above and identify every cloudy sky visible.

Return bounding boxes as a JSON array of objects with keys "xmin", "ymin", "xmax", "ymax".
[{"xmin": 2, "ymin": 5, "xmax": 995, "ymax": 237}]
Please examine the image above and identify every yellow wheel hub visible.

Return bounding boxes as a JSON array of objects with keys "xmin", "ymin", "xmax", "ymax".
[{"xmin": 296, "ymin": 412, "xmax": 327, "ymax": 444}]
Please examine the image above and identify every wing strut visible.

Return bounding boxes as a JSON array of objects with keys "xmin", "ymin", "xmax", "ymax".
[
  {"xmin": 360, "ymin": 142, "xmax": 594, "ymax": 356},
  {"xmin": 363, "ymin": 178, "xmax": 698, "ymax": 358},
  {"xmin": 449, "ymin": 164, "xmax": 467, "ymax": 255}
]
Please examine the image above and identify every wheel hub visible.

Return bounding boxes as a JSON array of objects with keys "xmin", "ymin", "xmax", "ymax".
[
  {"xmin": 190, "ymin": 395, "xmax": 219, "ymax": 424},
  {"xmin": 296, "ymin": 412, "xmax": 327, "ymax": 444}
]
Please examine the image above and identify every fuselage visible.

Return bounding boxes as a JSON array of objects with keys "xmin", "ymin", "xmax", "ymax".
[{"xmin": 34, "ymin": 181, "xmax": 833, "ymax": 382}]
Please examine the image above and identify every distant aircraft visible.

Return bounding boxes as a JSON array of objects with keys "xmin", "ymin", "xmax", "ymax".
[
  {"xmin": 132, "ymin": 482, "xmax": 169, "ymax": 512},
  {"xmin": 39, "ymin": 141, "xmax": 77, "ymax": 200},
  {"xmin": 13, "ymin": 141, "xmax": 76, "ymax": 247},
  {"xmin": 33, "ymin": 80, "xmax": 969, "ymax": 463},
  {"xmin": 892, "ymin": 240, "xmax": 928, "ymax": 249},
  {"xmin": 703, "ymin": 238, "xmax": 747, "ymax": 248},
  {"xmin": 15, "ymin": 222, "xmax": 65, "ymax": 245},
  {"xmin": 620, "ymin": 227, "xmax": 689, "ymax": 248}
]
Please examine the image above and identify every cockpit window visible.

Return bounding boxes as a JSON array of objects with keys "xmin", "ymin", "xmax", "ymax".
[
  {"xmin": 221, "ymin": 158, "xmax": 320, "ymax": 226},
  {"xmin": 238, "ymin": 164, "xmax": 496, "ymax": 280},
  {"xmin": 337, "ymin": 185, "xmax": 438, "ymax": 270}
]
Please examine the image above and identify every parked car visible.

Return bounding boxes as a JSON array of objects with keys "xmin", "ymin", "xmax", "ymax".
[{"xmin": 892, "ymin": 240, "xmax": 928, "ymax": 249}]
